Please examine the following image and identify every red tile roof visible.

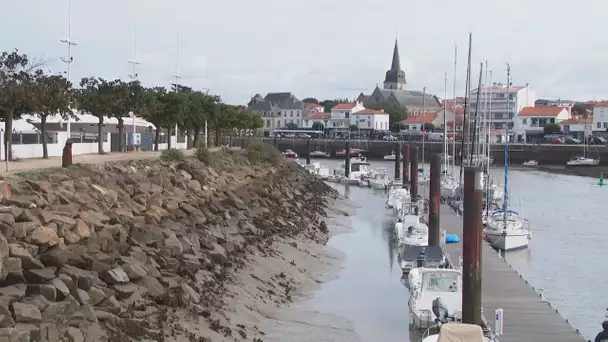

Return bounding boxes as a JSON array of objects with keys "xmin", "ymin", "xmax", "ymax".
[
  {"xmin": 590, "ymin": 101, "xmax": 608, "ymax": 108},
  {"xmin": 355, "ymin": 109, "xmax": 386, "ymax": 115},
  {"xmin": 331, "ymin": 103, "xmax": 356, "ymax": 110},
  {"xmin": 559, "ymin": 117, "xmax": 592, "ymax": 125},
  {"xmin": 306, "ymin": 111, "xmax": 330, "ymax": 120},
  {"xmin": 517, "ymin": 106, "xmax": 566, "ymax": 117},
  {"xmin": 401, "ymin": 112, "xmax": 438, "ymax": 124}
]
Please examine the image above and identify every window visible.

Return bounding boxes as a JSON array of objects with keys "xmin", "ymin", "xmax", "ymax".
[
  {"xmin": 277, "ymin": 120, "xmax": 281, "ymax": 127},
  {"xmin": 604, "ymin": 122, "xmax": 608, "ymax": 129},
  {"xmin": 597, "ymin": 122, "xmax": 602, "ymax": 129},
  {"xmin": 296, "ymin": 111, "xmax": 300, "ymax": 117},
  {"xmin": 305, "ymin": 120, "xmax": 309, "ymax": 126},
  {"xmin": 404, "ymin": 124, "xmax": 409, "ymax": 129},
  {"xmin": 283, "ymin": 111, "xmax": 287, "ymax": 117},
  {"xmin": 266, "ymin": 120, "xmax": 270, "ymax": 127},
  {"xmin": 368, "ymin": 121, "xmax": 371, "ymax": 128},
  {"xmin": 345, "ymin": 111, "xmax": 350, "ymax": 119},
  {"xmin": 522, "ymin": 119, "xmax": 527, "ymax": 124},
  {"xmin": 550, "ymin": 118, "xmax": 555, "ymax": 124},
  {"xmin": 290, "ymin": 110, "xmax": 293, "ymax": 117}
]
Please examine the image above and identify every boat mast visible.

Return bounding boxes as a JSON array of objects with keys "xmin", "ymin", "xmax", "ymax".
[
  {"xmin": 458, "ymin": 33, "xmax": 472, "ymax": 185},
  {"xmin": 503, "ymin": 64, "xmax": 511, "ymax": 222},
  {"xmin": 443, "ymin": 72, "xmax": 448, "ymax": 172},
  {"xmin": 422, "ymin": 86, "xmax": 426, "ymax": 170},
  {"xmin": 469, "ymin": 63, "xmax": 483, "ymax": 166},
  {"xmin": 488, "ymin": 71, "xmax": 493, "ymax": 171},
  {"xmin": 482, "ymin": 61, "xmax": 489, "ymax": 172},
  {"xmin": 451, "ymin": 45, "xmax": 457, "ymax": 176}
]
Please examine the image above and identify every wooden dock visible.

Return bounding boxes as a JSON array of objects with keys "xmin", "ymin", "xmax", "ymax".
[{"xmin": 438, "ymin": 203, "xmax": 588, "ymax": 342}]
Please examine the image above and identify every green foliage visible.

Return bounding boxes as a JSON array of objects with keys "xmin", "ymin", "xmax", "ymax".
[
  {"xmin": 243, "ymin": 140, "xmax": 282, "ymax": 165},
  {"xmin": 285, "ymin": 122, "xmax": 298, "ymax": 130},
  {"xmin": 160, "ymin": 148, "xmax": 185, "ymax": 162},
  {"xmin": 391, "ymin": 122, "xmax": 404, "ymax": 133},
  {"xmin": 320, "ymin": 98, "xmax": 349, "ymax": 112},
  {"xmin": 571, "ymin": 102, "xmax": 589, "ymax": 118},
  {"xmin": 349, "ymin": 124, "xmax": 359, "ymax": 131},
  {"xmin": 311, "ymin": 122, "xmax": 324, "ymax": 131},
  {"xmin": 195, "ymin": 143, "xmax": 211, "ymax": 164},
  {"xmin": 221, "ymin": 146, "xmax": 235, "ymax": 155},
  {"xmin": 422, "ymin": 123, "xmax": 435, "ymax": 131},
  {"xmin": 302, "ymin": 97, "xmax": 318, "ymax": 104},
  {"xmin": 543, "ymin": 123, "xmax": 562, "ymax": 134},
  {"xmin": 366, "ymin": 102, "xmax": 408, "ymax": 126}
]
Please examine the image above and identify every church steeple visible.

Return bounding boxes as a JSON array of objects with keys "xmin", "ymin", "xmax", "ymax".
[
  {"xmin": 391, "ymin": 39, "xmax": 401, "ymax": 71},
  {"xmin": 384, "ymin": 39, "xmax": 407, "ymax": 90}
]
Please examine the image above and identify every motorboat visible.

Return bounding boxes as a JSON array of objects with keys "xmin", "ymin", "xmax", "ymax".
[
  {"xmin": 383, "ymin": 152, "xmax": 396, "ymax": 160},
  {"xmin": 390, "ymin": 178, "xmax": 403, "ymax": 187},
  {"xmin": 339, "ymin": 157, "xmax": 372, "ymax": 185},
  {"xmin": 302, "ymin": 162, "xmax": 331, "ymax": 180},
  {"xmin": 282, "ymin": 149, "xmax": 298, "ymax": 158},
  {"xmin": 309, "ymin": 150, "xmax": 330, "ymax": 158},
  {"xmin": 394, "ymin": 202, "xmax": 427, "ymax": 247},
  {"xmin": 386, "ymin": 186, "xmax": 410, "ymax": 209},
  {"xmin": 408, "ymin": 269, "xmax": 462, "ymax": 329},
  {"xmin": 335, "ymin": 148, "xmax": 365, "ymax": 158},
  {"xmin": 400, "ymin": 245, "xmax": 446, "ymax": 274},
  {"xmin": 369, "ymin": 168, "xmax": 390, "ymax": 189},
  {"xmin": 522, "ymin": 160, "xmax": 538, "ymax": 167},
  {"xmin": 484, "ymin": 210, "xmax": 531, "ymax": 251},
  {"xmin": 566, "ymin": 156, "xmax": 599, "ymax": 166},
  {"xmin": 422, "ymin": 323, "xmax": 491, "ymax": 342},
  {"xmin": 440, "ymin": 175, "xmax": 459, "ymax": 199}
]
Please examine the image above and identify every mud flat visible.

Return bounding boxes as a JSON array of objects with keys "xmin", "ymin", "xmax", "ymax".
[{"xmin": 0, "ymin": 144, "xmax": 343, "ymax": 341}]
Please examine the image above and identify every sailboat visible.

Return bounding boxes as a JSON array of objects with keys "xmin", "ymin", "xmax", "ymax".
[
  {"xmin": 567, "ymin": 127, "xmax": 599, "ymax": 166},
  {"xmin": 484, "ymin": 64, "xmax": 531, "ymax": 251}
]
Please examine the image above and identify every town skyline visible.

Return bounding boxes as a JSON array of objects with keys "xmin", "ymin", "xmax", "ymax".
[{"xmin": 2, "ymin": 0, "xmax": 605, "ymax": 104}]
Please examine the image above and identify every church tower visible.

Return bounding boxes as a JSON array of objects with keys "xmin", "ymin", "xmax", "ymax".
[{"xmin": 383, "ymin": 39, "xmax": 407, "ymax": 90}]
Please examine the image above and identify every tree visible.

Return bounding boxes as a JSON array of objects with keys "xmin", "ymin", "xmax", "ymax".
[
  {"xmin": 422, "ymin": 123, "xmax": 435, "ymax": 132},
  {"xmin": 32, "ymin": 74, "xmax": 73, "ymax": 158},
  {"xmin": 320, "ymin": 98, "xmax": 349, "ymax": 112},
  {"xmin": 285, "ymin": 122, "xmax": 298, "ymax": 130},
  {"xmin": 391, "ymin": 122, "xmax": 405, "ymax": 133},
  {"xmin": 366, "ymin": 102, "xmax": 408, "ymax": 126},
  {"xmin": 105, "ymin": 79, "xmax": 134, "ymax": 152},
  {"xmin": 543, "ymin": 123, "xmax": 561, "ymax": 134},
  {"xmin": 311, "ymin": 122, "xmax": 324, "ymax": 131},
  {"xmin": 139, "ymin": 87, "xmax": 165, "ymax": 151},
  {"xmin": 0, "ymin": 50, "xmax": 45, "ymax": 160},
  {"xmin": 571, "ymin": 102, "xmax": 589, "ymax": 118},
  {"xmin": 302, "ymin": 97, "xmax": 318, "ymax": 104},
  {"xmin": 76, "ymin": 77, "xmax": 114, "ymax": 154}
]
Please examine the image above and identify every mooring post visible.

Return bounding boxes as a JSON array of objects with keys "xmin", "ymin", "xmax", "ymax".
[
  {"xmin": 394, "ymin": 142, "xmax": 401, "ymax": 180},
  {"xmin": 462, "ymin": 166, "xmax": 483, "ymax": 326},
  {"xmin": 345, "ymin": 141, "xmax": 351, "ymax": 178},
  {"xmin": 410, "ymin": 147, "xmax": 419, "ymax": 200},
  {"xmin": 402, "ymin": 144, "xmax": 410, "ymax": 188},
  {"xmin": 306, "ymin": 138, "xmax": 311, "ymax": 165},
  {"xmin": 428, "ymin": 154, "xmax": 441, "ymax": 246}
]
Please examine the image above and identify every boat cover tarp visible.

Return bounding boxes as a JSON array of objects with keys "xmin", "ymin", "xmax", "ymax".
[
  {"xmin": 438, "ymin": 323, "xmax": 484, "ymax": 342},
  {"xmin": 402, "ymin": 245, "xmax": 444, "ymax": 263},
  {"xmin": 445, "ymin": 234, "xmax": 460, "ymax": 244}
]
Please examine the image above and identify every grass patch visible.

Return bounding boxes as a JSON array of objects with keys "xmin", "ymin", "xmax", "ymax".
[
  {"xmin": 195, "ymin": 143, "xmax": 211, "ymax": 164},
  {"xmin": 243, "ymin": 140, "xmax": 282, "ymax": 165},
  {"xmin": 160, "ymin": 149, "xmax": 186, "ymax": 162}
]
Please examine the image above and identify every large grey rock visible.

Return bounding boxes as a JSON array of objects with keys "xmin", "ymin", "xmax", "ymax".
[
  {"xmin": 101, "ymin": 267, "xmax": 129, "ymax": 285},
  {"xmin": 59, "ymin": 265, "xmax": 98, "ymax": 290},
  {"xmin": 8, "ymin": 244, "xmax": 43, "ymax": 269},
  {"xmin": 122, "ymin": 263, "xmax": 147, "ymax": 281},
  {"xmin": 67, "ymin": 327, "xmax": 84, "ymax": 342},
  {"xmin": 48, "ymin": 277, "xmax": 70, "ymax": 300},
  {"xmin": 137, "ymin": 276, "xmax": 164, "ymax": 299},
  {"xmin": 12, "ymin": 302, "xmax": 41, "ymax": 323},
  {"xmin": 23, "ymin": 267, "xmax": 56, "ymax": 284},
  {"xmin": 0, "ymin": 327, "xmax": 29, "ymax": 342}
]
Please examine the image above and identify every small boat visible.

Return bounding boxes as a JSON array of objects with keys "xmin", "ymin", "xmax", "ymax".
[
  {"xmin": 566, "ymin": 156, "xmax": 599, "ymax": 166},
  {"xmin": 408, "ymin": 269, "xmax": 462, "ymax": 329},
  {"xmin": 422, "ymin": 323, "xmax": 492, "ymax": 342},
  {"xmin": 369, "ymin": 168, "xmax": 390, "ymax": 189},
  {"xmin": 390, "ymin": 178, "xmax": 403, "ymax": 187},
  {"xmin": 282, "ymin": 149, "xmax": 298, "ymax": 158},
  {"xmin": 386, "ymin": 186, "xmax": 410, "ymax": 209},
  {"xmin": 399, "ymin": 245, "xmax": 446, "ymax": 274},
  {"xmin": 383, "ymin": 152, "xmax": 396, "ymax": 160},
  {"xmin": 522, "ymin": 160, "xmax": 538, "ymax": 167},
  {"xmin": 310, "ymin": 150, "xmax": 330, "ymax": 158},
  {"xmin": 394, "ymin": 202, "xmax": 427, "ymax": 247},
  {"xmin": 335, "ymin": 149, "xmax": 365, "ymax": 157},
  {"xmin": 484, "ymin": 210, "xmax": 531, "ymax": 251},
  {"xmin": 302, "ymin": 162, "xmax": 331, "ymax": 180},
  {"xmin": 338, "ymin": 157, "xmax": 372, "ymax": 185}
]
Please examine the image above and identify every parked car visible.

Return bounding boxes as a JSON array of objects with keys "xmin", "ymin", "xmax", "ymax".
[
  {"xmin": 382, "ymin": 135, "xmax": 397, "ymax": 141},
  {"xmin": 551, "ymin": 137, "xmax": 565, "ymax": 144},
  {"xmin": 588, "ymin": 136, "xmax": 607, "ymax": 145},
  {"xmin": 566, "ymin": 138, "xmax": 581, "ymax": 144}
]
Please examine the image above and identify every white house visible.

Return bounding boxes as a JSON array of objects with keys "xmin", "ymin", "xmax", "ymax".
[
  {"xmin": 329, "ymin": 102, "xmax": 365, "ymax": 131},
  {"xmin": 471, "ymin": 83, "xmax": 536, "ymax": 130},
  {"xmin": 513, "ymin": 106, "xmax": 570, "ymax": 142},
  {"xmin": 592, "ymin": 103, "xmax": 608, "ymax": 133},
  {"xmin": 302, "ymin": 112, "xmax": 331, "ymax": 129},
  {"xmin": 559, "ymin": 117, "xmax": 593, "ymax": 140},
  {"xmin": 401, "ymin": 112, "xmax": 444, "ymax": 131},
  {"xmin": 350, "ymin": 109, "xmax": 389, "ymax": 131},
  {"xmin": 248, "ymin": 92, "xmax": 304, "ymax": 130}
]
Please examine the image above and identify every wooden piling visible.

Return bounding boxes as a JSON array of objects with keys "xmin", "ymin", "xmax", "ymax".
[
  {"xmin": 402, "ymin": 145, "xmax": 410, "ymax": 188},
  {"xmin": 306, "ymin": 138, "xmax": 311, "ymax": 165},
  {"xmin": 345, "ymin": 141, "xmax": 351, "ymax": 178},
  {"xmin": 394, "ymin": 142, "xmax": 401, "ymax": 180},
  {"xmin": 428, "ymin": 154, "xmax": 441, "ymax": 246},
  {"xmin": 410, "ymin": 147, "xmax": 419, "ymax": 199},
  {"xmin": 462, "ymin": 166, "xmax": 483, "ymax": 326}
]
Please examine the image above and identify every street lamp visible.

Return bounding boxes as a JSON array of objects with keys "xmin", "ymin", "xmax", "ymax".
[
  {"xmin": 60, "ymin": 0, "xmax": 77, "ymax": 139},
  {"xmin": 128, "ymin": 0, "xmax": 140, "ymax": 141}
]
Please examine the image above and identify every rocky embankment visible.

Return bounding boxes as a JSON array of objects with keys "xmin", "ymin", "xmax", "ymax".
[{"xmin": 0, "ymin": 145, "xmax": 338, "ymax": 341}]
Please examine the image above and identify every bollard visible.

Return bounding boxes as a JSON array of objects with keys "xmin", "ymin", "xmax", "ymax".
[
  {"xmin": 306, "ymin": 138, "xmax": 311, "ymax": 165},
  {"xmin": 410, "ymin": 147, "xmax": 419, "ymax": 200},
  {"xmin": 462, "ymin": 167, "xmax": 483, "ymax": 326},
  {"xmin": 62, "ymin": 139, "xmax": 73, "ymax": 168},
  {"xmin": 428, "ymin": 154, "xmax": 441, "ymax": 246},
  {"xmin": 345, "ymin": 141, "xmax": 351, "ymax": 178},
  {"xmin": 394, "ymin": 142, "xmax": 401, "ymax": 180},
  {"xmin": 402, "ymin": 145, "xmax": 410, "ymax": 188}
]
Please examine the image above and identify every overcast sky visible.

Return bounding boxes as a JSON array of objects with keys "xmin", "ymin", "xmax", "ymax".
[{"xmin": 1, "ymin": 0, "xmax": 605, "ymax": 105}]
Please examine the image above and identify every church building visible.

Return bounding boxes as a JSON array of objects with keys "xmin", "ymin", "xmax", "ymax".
[{"xmin": 357, "ymin": 39, "xmax": 442, "ymax": 116}]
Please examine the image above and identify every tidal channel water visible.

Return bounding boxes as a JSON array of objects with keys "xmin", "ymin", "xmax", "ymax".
[{"xmin": 304, "ymin": 158, "xmax": 606, "ymax": 340}]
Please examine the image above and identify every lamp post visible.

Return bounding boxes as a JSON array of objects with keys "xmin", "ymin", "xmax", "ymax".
[
  {"xmin": 60, "ymin": 0, "xmax": 78, "ymax": 140},
  {"xmin": 128, "ymin": 0, "xmax": 140, "ymax": 145}
]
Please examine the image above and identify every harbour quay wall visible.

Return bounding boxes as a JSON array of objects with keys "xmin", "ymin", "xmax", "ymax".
[{"xmin": 239, "ymin": 138, "xmax": 608, "ymax": 166}]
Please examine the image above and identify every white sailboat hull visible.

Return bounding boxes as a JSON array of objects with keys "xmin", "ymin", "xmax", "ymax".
[
  {"xmin": 484, "ymin": 230, "xmax": 529, "ymax": 251},
  {"xmin": 566, "ymin": 158, "xmax": 599, "ymax": 166}
]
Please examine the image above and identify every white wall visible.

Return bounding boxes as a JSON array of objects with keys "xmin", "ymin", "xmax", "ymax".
[
  {"xmin": 593, "ymin": 106, "xmax": 608, "ymax": 131},
  {"xmin": 0, "ymin": 132, "xmax": 189, "ymax": 161},
  {"xmin": 350, "ymin": 113, "xmax": 389, "ymax": 130}
]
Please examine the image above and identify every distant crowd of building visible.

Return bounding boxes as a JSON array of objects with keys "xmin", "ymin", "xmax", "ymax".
[{"xmin": 247, "ymin": 38, "xmax": 605, "ymax": 143}]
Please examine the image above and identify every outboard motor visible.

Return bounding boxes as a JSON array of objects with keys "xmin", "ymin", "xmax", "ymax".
[
  {"xmin": 416, "ymin": 249, "xmax": 426, "ymax": 268},
  {"xmin": 407, "ymin": 226, "xmax": 415, "ymax": 235},
  {"xmin": 432, "ymin": 297, "xmax": 451, "ymax": 324}
]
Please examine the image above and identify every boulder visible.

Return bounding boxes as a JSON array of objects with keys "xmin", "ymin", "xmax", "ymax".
[
  {"xmin": 101, "ymin": 267, "xmax": 129, "ymax": 285},
  {"xmin": 12, "ymin": 302, "xmax": 41, "ymax": 323}
]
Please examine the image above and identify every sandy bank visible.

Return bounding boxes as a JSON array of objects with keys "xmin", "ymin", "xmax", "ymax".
[{"xmin": 0, "ymin": 144, "xmax": 342, "ymax": 341}]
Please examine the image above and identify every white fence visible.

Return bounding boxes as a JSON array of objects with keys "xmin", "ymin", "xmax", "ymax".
[{"xmin": 0, "ymin": 131, "xmax": 188, "ymax": 161}]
